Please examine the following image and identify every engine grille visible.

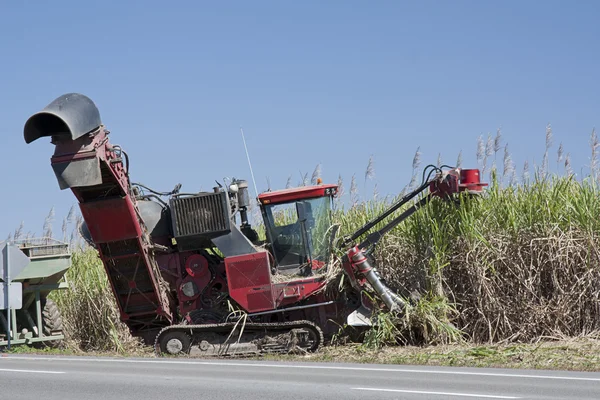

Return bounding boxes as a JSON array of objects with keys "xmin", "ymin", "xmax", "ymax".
[{"xmin": 169, "ymin": 192, "xmax": 231, "ymax": 238}]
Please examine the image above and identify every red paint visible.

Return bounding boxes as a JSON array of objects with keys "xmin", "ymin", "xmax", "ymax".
[
  {"xmin": 51, "ymin": 150, "xmax": 97, "ymax": 163},
  {"xmin": 342, "ymin": 247, "xmax": 367, "ymax": 289},
  {"xmin": 178, "ymin": 254, "xmax": 212, "ymax": 302},
  {"xmin": 429, "ymin": 168, "xmax": 488, "ymax": 197},
  {"xmin": 94, "ymin": 239, "xmax": 174, "ymax": 323},
  {"xmin": 460, "ymin": 169, "xmax": 480, "ymax": 184},
  {"xmin": 79, "ymin": 197, "xmax": 142, "ymax": 242},
  {"xmin": 459, "ymin": 168, "xmax": 488, "ymax": 192},
  {"xmin": 430, "ymin": 172, "xmax": 460, "ymax": 197},
  {"xmin": 225, "ymin": 251, "xmax": 330, "ymax": 313},
  {"xmin": 50, "ymin": 128, "xmax": 175, "ymax": 329},
  {"xmin": 258, "ymin": 184, "xmax": 338, "ymax": 205},
  {"xmin": 310, "ymin": 259, "xmax": 326, "ymax": 270},
  {"xmin": 347, "ymin": 246, "xmax": 363, "ymax": 262},
  {"xmin": 225, "ymin": 252, "xmax": 275, "ymax": 312},
  {"xmin": 272, "ymin": 278, "xmax": 327, "ymax": 308},
  {"xmin": 185, "ymin": 254, "xmax": 209, "ymax": 277}
]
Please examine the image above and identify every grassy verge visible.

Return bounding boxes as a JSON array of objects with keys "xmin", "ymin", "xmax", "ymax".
[
  {"xmin": 4, "ymin": 337, "xmax": 600, "ymax": 373},
  {"xmin": 270, "ymin": 336, "xmax": 600, "ymax": 371}
]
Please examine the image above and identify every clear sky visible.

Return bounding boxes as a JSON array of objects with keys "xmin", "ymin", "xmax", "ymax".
[{"xmin": 1, "ymin": 1, "xmax": 599, "ymax": 239}]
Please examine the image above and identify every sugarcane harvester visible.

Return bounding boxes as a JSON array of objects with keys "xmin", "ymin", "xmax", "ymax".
[{"xmin": 23, "ymin": 93, "xmax": 487, "ymax": 357}]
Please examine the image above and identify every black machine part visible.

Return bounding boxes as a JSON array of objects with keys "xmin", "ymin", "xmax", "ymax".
[
  {"xmin": 340, "ymin": 165, "xmax": 454, "ymax": 253},
  {"xmin": 341, "ymin": 179, "xmax": 430, "ymax": 250},
  {"xmin": 169, "ymin": 192, "xmax": 232, "ymax": 240},
  {"xmin": 168, "ymin": 190, "xmax": 259, "ymax": 255},
  {"xmin": 23, "ymin": 93, "xmax": 102, "ymax": 144},
  {"xmin": 129, "ymin": 179, "xmax": 260, "ymax": 252}
]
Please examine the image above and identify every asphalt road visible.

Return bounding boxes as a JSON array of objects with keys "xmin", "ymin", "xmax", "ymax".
[{"xmin": 1, "ymin": 354, "xmax": 600, "ymax": 399}]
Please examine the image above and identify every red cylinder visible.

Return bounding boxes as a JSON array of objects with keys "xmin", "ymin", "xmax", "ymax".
[{"xmin": 460, "ymin": 169, "xmax": 481, "ymax": 185}]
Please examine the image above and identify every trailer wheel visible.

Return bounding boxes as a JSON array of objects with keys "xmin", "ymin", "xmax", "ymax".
[
  {"xmin": 33, "ymin": 298, "xmax": 64, "ymax": 348},
  {"xmin": 42, "ymin": 299, "xmax": 63, "ymax": 337}
]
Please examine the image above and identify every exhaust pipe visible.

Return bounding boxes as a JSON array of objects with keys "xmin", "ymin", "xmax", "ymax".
[{"xmin": 23, "ymin": 93, "xmax": 105, "ymax": 190}]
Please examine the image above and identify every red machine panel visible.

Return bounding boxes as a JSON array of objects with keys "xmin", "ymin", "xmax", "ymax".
[
  {"xmin": 79, "ymin": 197, "xmax": 142, "ymax": 243},
  {"xmin": 225, "ymin": 251, "xmax": 275, "ymax": 312},
  {"xmin": 272, "ymin": 278, "xmax": 328, "ymax": 308},
  {"xmin": 258, "ymin": 184, "xmax": 338, "ymax": 205}
]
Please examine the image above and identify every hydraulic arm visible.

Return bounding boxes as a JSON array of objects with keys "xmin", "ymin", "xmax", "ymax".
[{"xmin": 340, "ymin": 165, "xmax": 487, "ymax": 313}]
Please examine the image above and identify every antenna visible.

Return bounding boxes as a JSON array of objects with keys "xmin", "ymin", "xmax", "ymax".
[{"xmin": 240, "ymin": 127, "xmax": 259, "ymax": 200}]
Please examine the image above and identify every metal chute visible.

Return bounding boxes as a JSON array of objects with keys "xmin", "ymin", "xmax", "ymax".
[
  {"xmin": 24, "ymin": 93, "xmax": 105, "ymax": 190},
  {"xmin": 23, "ymin": 93, "xmax": 102, "ymax": 144}
]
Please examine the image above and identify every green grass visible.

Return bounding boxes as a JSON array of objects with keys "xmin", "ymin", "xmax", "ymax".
[
  {"xmin": 48, "ymin": 250, "xmax": 144, "ymax": 354},
  {"xmin": 260, "ymin": 335, "xmax": 600, "ymax": 372},
  {"xmin": 8, "ymin": 335, "xmax": 600, "ymax": 373}
]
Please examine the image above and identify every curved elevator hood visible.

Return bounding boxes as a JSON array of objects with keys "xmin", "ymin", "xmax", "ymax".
[{"xmin": 24, "ymin": 93, "xmax": 102, "ymax": 144}]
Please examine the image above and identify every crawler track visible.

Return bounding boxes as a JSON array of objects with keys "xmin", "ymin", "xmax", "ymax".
[{"xmin": 153, "ymin": 320, "xmax": 324, "ymax": 357}]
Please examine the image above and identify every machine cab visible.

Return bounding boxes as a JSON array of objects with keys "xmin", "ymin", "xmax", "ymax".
[{"xmin": 258, "ymin": 183, "xmax": 338, "ymax": 275}]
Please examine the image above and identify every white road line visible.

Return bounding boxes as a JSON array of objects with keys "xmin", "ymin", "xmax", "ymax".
[
  {"xmin": 3, "ymin": 355, "xmax": 600, "ymax": 382},
  {"xmin": 353, "ymin": 387, "xmax": 521, "ymax": 399},
  {"xmin": 0, "ymin": 368, "xmax": 64, "ymax": 374}
]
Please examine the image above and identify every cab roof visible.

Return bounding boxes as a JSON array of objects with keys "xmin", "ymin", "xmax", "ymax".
[{"xmin": 257, "ymin": 184, "xmax": 338, "ymax": 205}]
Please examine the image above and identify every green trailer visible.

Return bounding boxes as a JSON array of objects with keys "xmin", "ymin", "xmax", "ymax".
[{"xmin": 0, "ymin": 238, "xmax": 71, "ymax": 348}]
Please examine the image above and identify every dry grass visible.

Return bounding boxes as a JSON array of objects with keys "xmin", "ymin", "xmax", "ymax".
[
  {"xmin": 328, "ymin": 173, "xmax": 600, "ymax": 347},
  {"xmin": 445, "ymin": 226, "xmax": 600, "ymax": 343},
  {"xmin": 263, "ymin": 334, "xmax": 600, "ymax": 372},
  {"xmin": 48, "ymin": 249, "xmax": 143, "ymax": 354},
  {"xmin": 7, "ymin": 334, "xmax": 600, "ymax": 373}
]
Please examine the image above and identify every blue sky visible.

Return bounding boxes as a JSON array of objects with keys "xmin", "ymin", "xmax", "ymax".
[{"xmin": 1, "ymin": 1, "xmax": 599, "ymax": 239}]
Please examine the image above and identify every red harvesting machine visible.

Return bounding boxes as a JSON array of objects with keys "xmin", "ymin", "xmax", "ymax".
[{"xmin": 23, "ymin": 93, "xmax": 487, "ymax": 356}]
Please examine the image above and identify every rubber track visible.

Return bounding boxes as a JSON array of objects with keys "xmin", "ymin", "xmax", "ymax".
[{"xmin": 153, "ymin": 320, "xmax": 324, "ymax": 357}]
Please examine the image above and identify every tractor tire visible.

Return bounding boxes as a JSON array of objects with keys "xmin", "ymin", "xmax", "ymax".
[
  {"xmin": 33, "ymin": 298, "xmax": 64, "ymax": 349},
  {"xmin": 42, "ymin": 298, "xmax": 63, "ymax": 337}
]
